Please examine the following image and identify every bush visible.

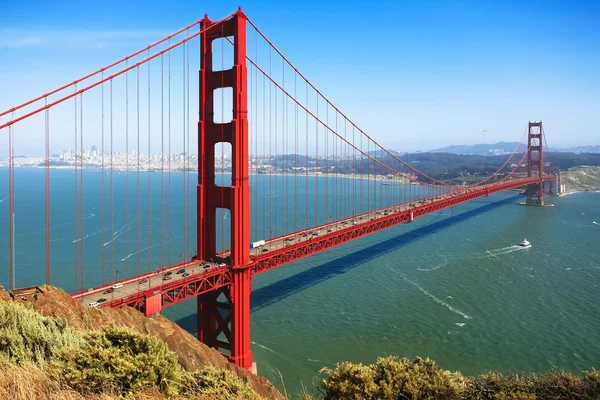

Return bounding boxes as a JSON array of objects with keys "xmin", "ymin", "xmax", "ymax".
[
  {"xmin": 321, "ymin": 357, "xmax": 467, "ymax": 400},
  {"xmin": 0, "ymin": 301, "xmax": 84, "ymax": 364},
  {"xmin": 185, "ymin": 367, "xmax": 262, "ymax": 400},
  {"xmin": 321, "ymin": 361, "xmax": 378, "ymax": 399},
  {"xmin": 55, "ymin": 324, "xmax": 184, "ymax": 397},
  {"xmin": 321, "ymin": 358, "xmax": 600, "ymax": 400}
]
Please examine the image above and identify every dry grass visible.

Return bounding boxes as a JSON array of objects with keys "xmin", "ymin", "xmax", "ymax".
[{"xmin": 0, "ymin": 364, "xmax": 263, "ymax": 400}]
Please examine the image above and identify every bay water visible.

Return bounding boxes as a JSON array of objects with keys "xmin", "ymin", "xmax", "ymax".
[{"xmin": 1, "ymin": 168, "xmax": 599, "ymax": 397}]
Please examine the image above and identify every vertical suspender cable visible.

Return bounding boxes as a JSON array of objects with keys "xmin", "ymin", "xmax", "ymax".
[
  {"xmin": 137, "ymin": 67, "xmax": 141, "ymax": 277},
  {"xmin": 269, "ymin": 46, "xmax": 272, "ymax": 245},
  {"xmin": 80, "ymin": 94, "xmax": 84, "ymax": 292},
  {"xmin": 182, "ymin": 41, "xmax": 187, "ymax": 261},
  {"xmin": 315, "ymin": 94, "xmax": 318, "ymax": 227},
  {"xmin": 262, "ymin": 61, "xmax": 266, "ymax": 242},
  {"xmin": 281, "ymin": 58, "xmax": 285, "ymax": 236},
  {"xmin": 101, "ymin": 76, "xmax": 105, "ymax": 284},
  {"xmin": 294, "ymin": 73, "xmax": 298, "ymax": 235},
  {"xmin": 125, "ymin": 62, "xmax": 130, "ymax": 277},
  {"xmin": 345, "ymin": 119, "xmax": 348, "ymax": 218},
  {"xmin": 45, "ymin": 99, "xmax": 50, "ymax": 285},
  {"xmin": 325, "ymin": 104, "xmax": 328, "ymax": 225},
  {"xmin": 373, "ymin": 141, "xmax": 377, "ymax": 213},
  {"xmin": 360, "ymin": 129, "xmax": 362, "ymax": 215},
  {"xmin": 352, "ymin": 125, "xmax": 355, "ymax": 217},
  {"xmin": 74, "ymin": 85, "xmax": 79, "ymax": 293},
  {"xmin": 334, "ymin": 112, "xmax": 338, "ymax": 223},
  {"xmin": 161, "ymin": 55, "xmax": 165, "ymax": 269},
  {"xmin": 147, "ymin": 51, "xmax": 152, "ymax": 271},
  {"xmin": 8, "ymin": 121, "xmax": 14, "ymax": 290},
  {"xmin": 187, "ymin": 34, "xmax": 191, "ymax": 259},
  {"xmin": 110, "ymin": 80, "xmax": 114, "ymax": 282},
  {"xmin": 367, "ymin": 138, "xmax": 370, "ymax": 215},
  {"xmin": 168, "ymin": 40, "xmax": 172, "ymax": 266},
  {"xmin": 305, "ymin": 80, "xmax": 308, "ymax": 230},
  {"xmin": 273, "ymin": 52, "xmax": 277, "ymax": 237}
]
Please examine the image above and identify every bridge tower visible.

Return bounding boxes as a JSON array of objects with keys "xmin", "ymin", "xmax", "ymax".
[
  {"xmin": 196, "ymin": 9, "xmax": 253, "ymax": 370},
  {"xmin": 526, "ymin": 121, "xmax": 544, "ymax": 205}
]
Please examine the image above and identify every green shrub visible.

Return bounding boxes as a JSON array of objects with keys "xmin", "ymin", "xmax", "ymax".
[
  {"xmin": 374, "ymin": 356, "xmax": 467, "ymax": 399},
  {"xmin": 321, "ymin": 361, "xmax": 378, "ymax": 399},
  {"xmin": 55, "ymin": 324, "xmax": 184, "ymax": 397},
  {"xmin": 582, "ymin": 369, "xmax": 600, "ymax": 399},
  {"xmin": 472, "ymin": 372, "xmax": 536, "ymax": 399},
  {"xmin": 321, "ymin": 358, "xmax": 600, "ymax": 400},
  {"xmin": 185, "ymin": 367, "xmax": 262, "ymax": 400},
  {"xmin": 0, "ymin": 301, "xmax": 84, "ymax": 364},
  {"xmin": 321, "ymin": 357, "xmax": 467, "ymax": 400},
  {"xmin": 531, "ymin": 371, "xmax": 582, "ymax": 400}
]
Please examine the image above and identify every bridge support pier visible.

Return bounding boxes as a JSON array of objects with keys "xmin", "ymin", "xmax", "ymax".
[
  {"xmin": 229, "ymin": 266, "xmax": 253, "ymax": 369},
  {"xmin": 196, "ymin": 269, "xmax": 253, "ymax": 370}
]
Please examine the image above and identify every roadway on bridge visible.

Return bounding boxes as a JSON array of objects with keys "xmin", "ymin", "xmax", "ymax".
[{"xmin": 75, "ymin": 179, "xmax": 533, "ymax": 308}]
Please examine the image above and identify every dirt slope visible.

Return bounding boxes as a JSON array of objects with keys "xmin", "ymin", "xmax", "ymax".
[{"xmin": 1, "ymin": 285, "xmax": 283, "ymax": 400}]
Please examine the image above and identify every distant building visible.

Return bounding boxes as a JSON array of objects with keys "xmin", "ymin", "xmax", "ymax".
[{"xmin": 91, "ymin": 145, "xmax": 98, "ymax": 155}]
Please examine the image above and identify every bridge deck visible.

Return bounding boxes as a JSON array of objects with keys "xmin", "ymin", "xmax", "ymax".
[{"xmin": 72, "ymin": 176, "xmax": 554, "ymax": 309}]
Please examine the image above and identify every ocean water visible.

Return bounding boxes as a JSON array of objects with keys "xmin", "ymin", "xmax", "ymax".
[{"xmin": 1, "ymin": 168, "xmax": 599, "ymax": 397}]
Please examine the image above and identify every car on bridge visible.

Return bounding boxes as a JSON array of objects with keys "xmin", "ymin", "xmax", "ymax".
[
  {"xmin": 182, "ymin": 272, "xmax": 190, "ymax": 277},
  {"xmin": 112, "ymin": 283, "xmax": 123, "ymax": 289},
  {"xmin": 103, "ymin": 288, "xmax": 114, "ymax": 294},
  {"xmin": 139, "ymin": 279, "xmax": 148, "ymax": 284},
  {"xmin": 176, "ymin": 269, "xmax": 185, "ymax": 274},
  {"xmin": 163, "ymin": 275, "xmax": 172, "ymax": 281},
  {"xmin": 97, "ymin": 298, "xmax": 108, "ymax": 303},
  {"xmin": 88, "ymin": 302, "xmax": 99, "ymax": 307}
]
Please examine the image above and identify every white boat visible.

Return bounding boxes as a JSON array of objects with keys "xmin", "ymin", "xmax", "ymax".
[{"xmin": 519, "ymin": 239, "xmax": 531, "ymax": 248}]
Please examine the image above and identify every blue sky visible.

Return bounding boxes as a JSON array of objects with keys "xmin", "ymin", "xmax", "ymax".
[{"xmin": 1, "ymin": 0, "xmax": 599, "ymax": 152}]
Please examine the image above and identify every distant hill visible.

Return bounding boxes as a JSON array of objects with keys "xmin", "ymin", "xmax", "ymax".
[
  {"xmin": 431, "ymin": 142, "xmax": 525, "ymax": 155},
  {"xmin": 430, "ymin": 142, "xmax": 600, "ymax": 155},
  {"xmin": 368, "ymin": 149, "xmax": 403, "ymax": 157},
  {"xmin": 550, "ymin": 145, "xmax": 600, "ymax": 153}
]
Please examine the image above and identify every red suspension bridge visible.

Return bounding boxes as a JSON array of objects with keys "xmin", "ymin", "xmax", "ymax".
[{"xmin": 0, "ymin": 9, "xmax": 558, "ymax": 371}]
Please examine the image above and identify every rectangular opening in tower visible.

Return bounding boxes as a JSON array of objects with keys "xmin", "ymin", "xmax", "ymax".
[
  {"xmin": 529, "ymin": 137, "xmax": 541, "ymax": 146},
  {"xmin": 212, "ymin": 37, "xmax": 234, "ymax": 72},
  {"xmin": 216, "ymin": 207, "xmax": 231, "ymax": 253},
  {"xmin": 215, "ymin": 142, "xmax": 232, "ymax": 187},
  {"xmin": 530, "ymin": 150, "xmax": 540, "ymax": 161},
  {"xmin": 213, "ymin": 87, "xmax": 233, "ymax": 124}
]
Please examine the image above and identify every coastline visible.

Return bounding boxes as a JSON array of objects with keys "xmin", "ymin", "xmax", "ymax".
[{"xmin": 0, "ymin": 165, "xmax": 416, "ymax": 184}]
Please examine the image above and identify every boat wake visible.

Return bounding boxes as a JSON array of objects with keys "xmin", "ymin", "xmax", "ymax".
[
  {"xmin": 417, "ymin": 261, "xmax": 448, "ymax": 272},
  {"xmin": 120, "ymin": 235, "xmax": 180, "ymax": 261},
  {"xmin": 593, "ymin": 221, "xmax": 599, "ymax": 226},
  {"xmin": 388, "ymin": 267, "xmax": 472, "ymax": 320},
  {"xmin": 73, "ymin": 229, "xmax": 102, "ymax": 243},
  {"xmin": 251, "ymin": 341, "xmax": 301, "ymax": 367},
  {"xmin": 104, "ymin": 218, "xmax": 136, "ymax": 247},
  {"xmin": 478, "ymin": 245, "xmax": 529, "ymax": 259}
]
